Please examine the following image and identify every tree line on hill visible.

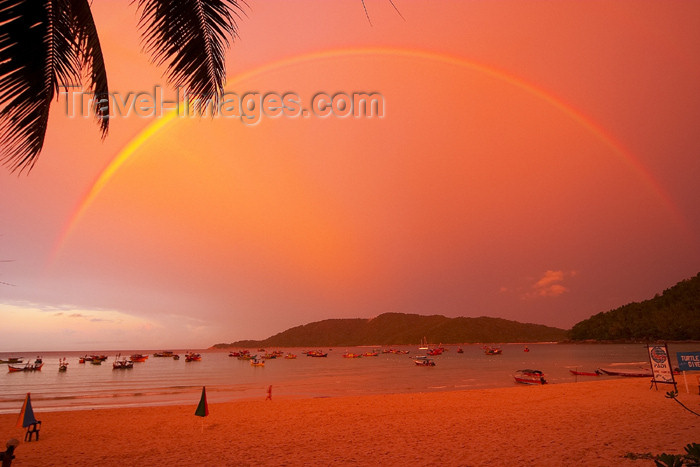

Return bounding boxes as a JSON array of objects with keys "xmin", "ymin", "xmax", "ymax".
[
  {"xmin": 213, "ymin": 313, "xmax": 567, "ymax": 348},
  {"xmin": 568, "ymin": 272, "xmax": 700, "ymax": 341}
]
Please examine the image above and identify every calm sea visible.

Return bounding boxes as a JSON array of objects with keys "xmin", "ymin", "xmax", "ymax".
[{"xmin": 1, "ymin": 343, "xmax": 696, "ymax": 414}]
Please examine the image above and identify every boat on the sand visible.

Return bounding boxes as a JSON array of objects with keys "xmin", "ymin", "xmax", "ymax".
[
  {"xmin": 514, "ymin": 369, "xmax": 546, "ymax": 385},
  {"xmin": 597, "ymin": 368, "xmax": 652, "ymax": 377},
  {"xmin": 569, "ymin": 369, "xmax": 600, "ymax": 376}
]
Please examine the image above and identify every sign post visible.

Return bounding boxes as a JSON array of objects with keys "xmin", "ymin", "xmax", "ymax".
[
  {"xmin": 676, "ymin": 351, "xmax": 700, "ymax": 394},
  {"xmin": 647, "ymin": 344, "xmax": 676, "ymax": 391}
]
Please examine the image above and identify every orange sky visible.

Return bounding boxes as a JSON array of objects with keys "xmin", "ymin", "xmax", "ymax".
[{"xmin": 1, "ymin": 1, "xmax": 699, "ymax": 351}]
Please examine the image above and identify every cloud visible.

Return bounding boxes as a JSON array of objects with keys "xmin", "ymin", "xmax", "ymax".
[{"xmin": 522, "ymin": 270, "xmax": 575, "ymax": 299}]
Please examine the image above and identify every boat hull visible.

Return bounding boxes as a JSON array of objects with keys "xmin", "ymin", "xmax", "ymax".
[
  {"xmin": 597, "ymin": 368, "xmax": 651, "ymax": 377},
  {"xmin": 569, "ymin": 370, "xmax": 600, "ymax": 376}
]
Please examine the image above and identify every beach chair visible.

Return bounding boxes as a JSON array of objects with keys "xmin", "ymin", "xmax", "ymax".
[
  {"xmin": 1, "ymin": 439, "xmax": 20, "ymax": 467},
  {"xmin": 24, "ymin": 421, "xmax": 41, "ymax": 442}
]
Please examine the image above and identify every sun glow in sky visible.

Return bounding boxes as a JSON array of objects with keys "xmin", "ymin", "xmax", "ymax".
[{"xmin": 1, "ymin": 1, "xmax": 699, "ymax": 351}]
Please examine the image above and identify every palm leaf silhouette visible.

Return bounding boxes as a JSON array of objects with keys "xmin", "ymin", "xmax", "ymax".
[
  {"xmin": 0, "ymin": 0, "xmax": 84, "ymax": 172},
  {"xmin": 0, "ymin": 0, "xmax": 243, "ymax": 172},
  {"xmin": 134, "ymin": 0, "xmax": 244, "ymax": 112}
]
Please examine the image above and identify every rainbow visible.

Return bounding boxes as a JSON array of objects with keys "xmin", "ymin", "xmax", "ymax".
[{"xmin": 49, "ymin": 46, "xmax": 687, "ymax": 263}]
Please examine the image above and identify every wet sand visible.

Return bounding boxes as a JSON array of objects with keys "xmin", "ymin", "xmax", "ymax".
[{"xmin": 1, "ymin": 378, "xmax": 697, "ymax": 466}]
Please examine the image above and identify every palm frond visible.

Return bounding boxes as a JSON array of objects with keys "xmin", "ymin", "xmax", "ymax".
[
  {"xmin": 134, "ymin": 0, "xmax": 244, "ymax": 112},
  {"xmin": 70, "ymin": 0, "xmax": 109, "ymax": 137},
  {"xmin": 0, "ymin": 0, "xmax": 82, "ymax": 172}
]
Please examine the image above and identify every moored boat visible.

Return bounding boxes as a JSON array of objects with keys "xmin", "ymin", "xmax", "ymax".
[
  {"xmin": 153, "ymin": 351, "xmax": 174, "ymax": 358},
  {"xmin": 597, "ymin": 368, "xmax": 652, "ymax": 377},
  {"xmin": 342, "ymin": 352, "xmax": 363, "ymax": 358},
  {"xmin": 58, "ymin": 358, "xmax": 69, "ymax": 372},
  {"xmin": 130, "ymin": 354, "xmax": 148, "ymax": 362},
  {"xmin": 414, "ymin": 356, "xmax": 436, "ymax": 366},
  {"xmin": 569, "ymin": 369, "xmax": 600, "ymax": 377},
  {"xmin": 113, "ymin": 355, "xmax": 134, "ymax": 369},
  {"xmin": 513, "ymin": 369, "xmax": 546, "ymax": 385},
  {"xmin": 185, "ymin": 352, "xmax": 202, "ymax": 362},
  {"xmin": 0, "ymin": 357, "xmax": 23, "ymax": 364},
  {"xmin": 419, "ymin": 337, "xmax": 429, "ymax": 350},
  {"xmin": 8, "ymin": 362, "xmax": 43, "ymax": 372},
  {"xmin": 484, "ymin": 346, "xmax": 502, "ymax": 355},
  {"xmin": 250, "ymin": 358, "xmax": 265, "ymax": 367}
]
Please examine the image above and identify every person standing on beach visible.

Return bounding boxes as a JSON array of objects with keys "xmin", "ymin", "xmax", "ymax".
[{"xmin": 266, "ymin": 385, "xmax": 272, "ymax": 401}]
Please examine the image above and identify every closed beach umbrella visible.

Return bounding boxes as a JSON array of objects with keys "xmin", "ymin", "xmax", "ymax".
[
  {"xmin": 195, "ymin": 386, "xmax": 209, "ymax": 417},
  {"xmin": 16, "ymin": 392, "xmax": 37, "ymax": 428}
]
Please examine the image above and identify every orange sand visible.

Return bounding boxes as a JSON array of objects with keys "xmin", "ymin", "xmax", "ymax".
[{"xmin": 1, "ymin": 379, "xmax": 698, "ymax": 466}]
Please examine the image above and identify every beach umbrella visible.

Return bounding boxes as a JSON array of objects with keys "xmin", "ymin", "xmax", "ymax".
[
  {"xmin": 16, "ymin": 392, "xmax": 37, "ymax": 428},
  {"xmin": 195, "ymin": 386, "xmax": 209, "ymax": 417},
  {"xmin": 195, "ymin": 386, "xmax": 208, "ymax": 432}
]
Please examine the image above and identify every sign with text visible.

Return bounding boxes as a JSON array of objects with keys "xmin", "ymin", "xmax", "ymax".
[
  {"xmin": 676, "ymin": 351, "xmax": 700, "ymax": 371},
  {"xmin": 647, "ymin": 344, "xmax": 676, "ymax": 385}
]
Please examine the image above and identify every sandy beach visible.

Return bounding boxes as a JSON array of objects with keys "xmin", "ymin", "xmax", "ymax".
[{"xmin": 1, "ymin": 378, "xmax": 697, "ymax": 466}]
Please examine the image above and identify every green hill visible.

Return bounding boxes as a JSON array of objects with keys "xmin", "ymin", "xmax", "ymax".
[
  {"xmin": 211, "ymin": 312, "xmax": 567, "ymax": 348},
  {"xmin": 569, "ymin": 272, "xmax": 700, "ymax": 341}
]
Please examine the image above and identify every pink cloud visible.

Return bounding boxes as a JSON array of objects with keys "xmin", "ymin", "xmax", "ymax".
[{"xmin": 522, "ymin": 270, "xmax": 575, "ymax": 299}]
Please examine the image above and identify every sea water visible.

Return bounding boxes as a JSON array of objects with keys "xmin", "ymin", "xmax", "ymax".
[{"xmin": 1, "ymin": 343, "xmax": 696, "ymax": 414}]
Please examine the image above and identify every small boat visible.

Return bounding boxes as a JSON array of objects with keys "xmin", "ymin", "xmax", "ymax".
[
  {"xmin": 419, "ymin": 337, "xmax": 429, "ymax": 350},
  {"xmin": 250, "ymin": 358, "xmax": 265, "ymax": 367},
  {"xmin": 58, "ymin": 358, "xmax": 69, "ymax": 372},
  {"xmin": 414, "ymin": 356, "xmax": 436, "ymax": 366},
  {"xmin": 305, "ymin": 350, "xmax": 328, "ymax": 357},
  {"xmin": 284, "ymin": 353, "xmax": 297, "ymax": 359},
  {"xmin": 153, "ymin": 351, "xmax": 174, "ymax": 358},
  {"xmin": 172, "ymin": 354, "xmax": 180, "ymax": 360},
  {"xmin": 113, "ymin": 355, "xmax": 134, "ymax": 370},
  {"xmin": 385, "ymin": 349, "xmax": 410, "ymax": 355},
  {"xmin": 130, "ymin": 354, "xmax": 148, "ymax": 362},
  {"xmin": 514, "ymin": 369, "xmax": 547, "ymax": 385},
  {"xmin": 484, "ymin": 346, "xmax": 502, "ymax": 355},
  {"xmin": 597, "ymin": 368, "xmax": 652, "ymax": 378},
  {"xmin": 569, "ymin": 369, "xmax": 600, "ymax": 377},
  {"xmin": 8, "ymin": 362, "xmax": 44, "ymax": 372},
  {"xmin": 457, "ymin": 348, "xmax": 464, "ymax": 353},
  {"xmin": 524, "ymin": 347, "xmax": 530, "ymax": 353},
  {"xmin": 343, "ymin": 352, "xmax": 363, "ymax": 358},
  {"xmin": 0, "ymin": 357, "xmax": 23, "ymax": 364},
  {"xmin": 185, "ymin": 352, "xmax": 202, "ymax": 362},
  {"xmin": 90, "ymin": 359, "xmax": 102, "ymax": 365}
]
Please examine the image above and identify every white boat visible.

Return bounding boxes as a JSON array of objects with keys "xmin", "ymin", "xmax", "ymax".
[{"xmin": 419, "ymin": 337, "xmax": 429, "ymax": 350}]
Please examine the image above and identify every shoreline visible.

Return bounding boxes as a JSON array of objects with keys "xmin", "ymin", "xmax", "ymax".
[{"xmin": 1, "ymin": 378, "xmax": 697, "ymax": 466}]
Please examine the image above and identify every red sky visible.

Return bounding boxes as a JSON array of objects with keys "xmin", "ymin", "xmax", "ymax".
[{"xmin": 1, "ymin": 1, "xmax": 699, "ymax": 351}]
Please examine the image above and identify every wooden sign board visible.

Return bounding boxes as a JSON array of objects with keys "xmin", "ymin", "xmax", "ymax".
[{"xmin": 647, "ymin": 344, "xmax": 676, "ymax": 389}]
